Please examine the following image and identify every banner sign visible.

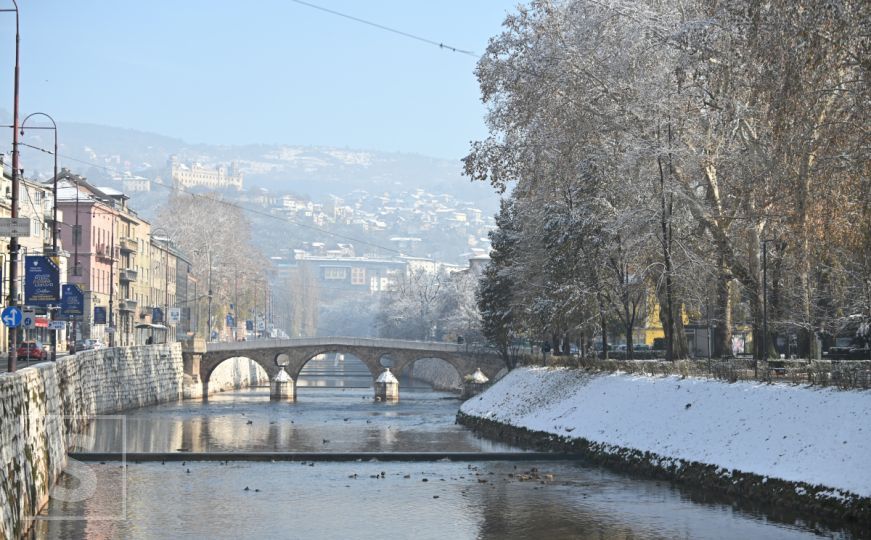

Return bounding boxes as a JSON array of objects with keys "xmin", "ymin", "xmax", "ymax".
[
  {"xmin": 168, "ymin": 307, "xmax": 181, "ymax": 324},
  {"xmin": 61, "ymin": 284, "xmax": 85, "ymax": 317},
  {"xmin": 25, "ymin": 256, "xmax": 60, "ymax": 306},
  {"xmin": 94, "ymin": 306, "xmax": 107, "ymax": 325}
]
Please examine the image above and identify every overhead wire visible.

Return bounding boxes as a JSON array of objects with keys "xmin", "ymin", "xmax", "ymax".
[{"xmin": 289, "ymin": 0, "xmax": 477, "ymax": 57}]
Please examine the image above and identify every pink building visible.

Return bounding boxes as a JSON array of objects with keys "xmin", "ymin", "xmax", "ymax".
[{"xmin": 56, "ymin": 170, "xmax": 125, "ymax": 344}]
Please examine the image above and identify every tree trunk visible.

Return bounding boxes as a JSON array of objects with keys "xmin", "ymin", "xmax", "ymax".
[{"xmin": 714, "ymin": 258, "xmax": 733, "ymax": 358}]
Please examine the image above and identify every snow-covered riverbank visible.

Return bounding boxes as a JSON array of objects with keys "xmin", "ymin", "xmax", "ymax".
[{"xmin": 459, "ymin": 367, "xmax": 871, "ymax": 520}]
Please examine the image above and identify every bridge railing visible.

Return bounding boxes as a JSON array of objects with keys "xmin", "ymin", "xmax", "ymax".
[{"xmin": 205, "ymin": 337, "xmax": 500, "ymax": 355}]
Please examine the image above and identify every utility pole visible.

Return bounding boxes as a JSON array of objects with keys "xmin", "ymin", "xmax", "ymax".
[
  {"xmin": 108, "ymin": 216, "xmax": 115, "ymax": 348},
  {"xmin": 4, "ymin": 0, "xmax": 21, "ymax": 372},
  {"xmin": 206, "ymin": 249, "xmax": 212, "ymax": 341},
  {"xmin": 233, "ymin": 265, "xmax": 238, "ymax": 341}
]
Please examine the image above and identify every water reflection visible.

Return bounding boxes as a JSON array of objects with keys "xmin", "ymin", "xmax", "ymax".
[{"xmin": 80, "ymin": 386, "xmax": 515, "ymax": 453}]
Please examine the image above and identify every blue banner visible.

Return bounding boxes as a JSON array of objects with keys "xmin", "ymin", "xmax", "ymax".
[
  {"xmin": 152, "ymin": 307, "xmax": 164, "ymax": 324},
  {"xmin": 226, "ymin": 314, "xmax": 235, "ymax": 327},
  {"xmin": 25, "ymin": 256, "xmax": 60, "ymax": 306},
  {"xmin": 94, "ymin": 306, "xmax": 107, "ymax": 325},
  {"xmin": 61, "ymin": 284, "xmax": 85, "ymax": 318}
]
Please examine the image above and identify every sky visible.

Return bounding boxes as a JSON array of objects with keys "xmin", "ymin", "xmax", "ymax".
[{"xmin": 0, "ymin": 1, "xmax": 520, "ymax": 160}]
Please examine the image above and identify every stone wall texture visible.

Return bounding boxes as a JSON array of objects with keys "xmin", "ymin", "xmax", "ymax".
[{"xmin": 0, "ymin": 344, "xmax": 183, "ymax": 539}]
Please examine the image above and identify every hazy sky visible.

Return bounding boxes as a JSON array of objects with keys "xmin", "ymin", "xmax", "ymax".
[{"xmin": 0, "ymin": 1, "xmax": 519, "ymax": 159}]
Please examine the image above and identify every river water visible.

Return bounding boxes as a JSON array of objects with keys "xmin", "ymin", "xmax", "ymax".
[{"xmin": 29, "ymin": 362, "xmax": 855, "ymax": 539}]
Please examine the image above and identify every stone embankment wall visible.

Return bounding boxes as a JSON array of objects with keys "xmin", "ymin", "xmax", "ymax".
[
  {"xmin": 458, "ymin": 367, "xmax": 871, "ymax": 526},
  {"xmin": 184, "ymin": 357, "xmax": 270, "ymax": 399},
  {"xmin": 207, "ymin": 357, "xmax": 270, "ymax": 392},
  {"xmin": 0, "ymin": 345, "xmax": 184, "ymax": 539},
  {"xmin": 405, "ymin": 358, "xmax": 462, "ymax": 391}
]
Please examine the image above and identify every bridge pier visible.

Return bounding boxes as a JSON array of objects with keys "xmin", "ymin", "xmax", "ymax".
[
  {"xmin": 181, "ymin": 337, "xmax": 206, "ymax": 399},
  {"xmin": 461, "ymin": 368, "xmax": 490, "ymax": 399},
  {"xmin": 374, "ymin": 368, "xmax": 399, "ymax": 402},
  {"xmin": 271, "ymin": 368, "xmax": 296, "ymax": 401}
]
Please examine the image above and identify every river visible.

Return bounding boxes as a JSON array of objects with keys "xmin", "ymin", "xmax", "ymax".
[{"xmin": 29, "ymin": 359, "xmax": 855, "ymax": 539}]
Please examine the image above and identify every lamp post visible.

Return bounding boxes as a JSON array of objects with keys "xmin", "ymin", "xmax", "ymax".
[
  {"xmin": 3, "ymin": 0, "xmax": 21, "ymax": 372},
  {"xmin": 207, "ymin": 250, "xmax": 213, "ymax": 341},
  {"xmin": 20, "ymin": 112, "xmax": 58, "ymax": 360}
]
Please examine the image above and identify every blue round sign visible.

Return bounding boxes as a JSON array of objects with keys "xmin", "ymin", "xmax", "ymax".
[{"xmin": 1, "ymin": 306, "xmax": 23, "ymax": 328}]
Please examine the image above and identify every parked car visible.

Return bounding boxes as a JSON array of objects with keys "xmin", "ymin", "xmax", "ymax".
[
  {"xmin": 71, "ymin": 339, "xmax": 103, "ymax": 353},
  {"xmin": 17, "ymin": 341, "xmax": 47, "ymax": 361}
]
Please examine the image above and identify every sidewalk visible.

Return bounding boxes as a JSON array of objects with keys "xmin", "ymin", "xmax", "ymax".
[{"xmin": 0, "ymin": 352, "xmax": 69, "ymax": 374}]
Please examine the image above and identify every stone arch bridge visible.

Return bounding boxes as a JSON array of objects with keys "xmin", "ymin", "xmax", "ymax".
[{"xmin": 182, "ymin": 337, "xmax": 505, "ymax": 401}]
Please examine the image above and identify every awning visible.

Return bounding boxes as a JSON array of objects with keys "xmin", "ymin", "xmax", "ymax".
[{"xmin": 135, "ymin": 323, "xmax": 169, "ymax": 330}]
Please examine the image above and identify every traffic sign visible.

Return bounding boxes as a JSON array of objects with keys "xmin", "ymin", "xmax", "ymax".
[
  {"xmin": 0, "ymin": 217, "xmax": 32, "ymax": 237},
  {"xmin": 22, "ymin": 308, "xmax": 36, "ymax": 330},
  {"xmin": 49, "ymin": 320, "xmax": 65, "ymax": 330},
  {"xmin": 1, "ymin": 306, "xmax": 22, "ymax": 328}
]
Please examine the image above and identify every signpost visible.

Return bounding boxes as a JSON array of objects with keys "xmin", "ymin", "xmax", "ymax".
[
  {"xmin": 0, "ymin": 217, "xmax": 32, "ymax": 237},
  {"xmin": 24, "ymin": 255, "xmax": 60, "ymax": 306}
]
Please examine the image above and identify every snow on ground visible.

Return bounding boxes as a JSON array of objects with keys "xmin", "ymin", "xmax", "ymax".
[{"xmin": 461, "ymin": 367, "xmax": 871, "ymax": 497}]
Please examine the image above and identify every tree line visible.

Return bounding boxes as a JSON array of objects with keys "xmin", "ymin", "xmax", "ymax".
[{"xmin": 465, "ymin": 0, "xmax": 869, "ymax": 365}]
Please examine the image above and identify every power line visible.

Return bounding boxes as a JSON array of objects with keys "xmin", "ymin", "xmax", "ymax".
[
  {"xmin": 290, "ymin": 0, "xmax": 477, "ymax": 57},
  {"xmin": 16, "ymin": 142, "xmax": 405, "ymax": 254}
]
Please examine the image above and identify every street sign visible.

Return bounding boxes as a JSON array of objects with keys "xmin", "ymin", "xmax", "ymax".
[
  {"xmin": 49, "ymin": 320, "xmax": 65, "ymax": 330},
  {"xmin": 61, "ymin": 284, "xmax": 85, "ymax": 317},
  {"xmin": 22, "ymin": 308, "xmax": 36, "ymax": 330},
  {"xmin": 1, "ymin": 306, "xmax": 22, "ymax": 328},
  {"xmin": 168, "ymin": 307, "xmax": 181, "ymax": 323},
  {"xmin": 107, "ymin": 327, "xmax": 116, "ymax": 334},
  {"xmin": 0, "ymin": 217, "xmax": 32, "ymax": 237},
  {"xmin": 25, "ymin": 256, "xmax": 60, "ymax": 306}
]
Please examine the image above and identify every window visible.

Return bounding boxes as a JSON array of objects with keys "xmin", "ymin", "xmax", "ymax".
[
  {"xmin": 323, "ymin": 267, "xmax": 348, "ymax": 280},
  {"xmin": 351, "ymin": 267, "xmax": 365, "ymax": 285},
  {"xmin": 73, "ymin": 225, "xmax": 82, "ymax": 246}
]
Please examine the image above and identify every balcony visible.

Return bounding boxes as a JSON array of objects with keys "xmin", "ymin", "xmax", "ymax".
[
  {"xmin": 94, "ymin": 244, "xmax": 117, "ymax": 261},
  {"xmin": 119, "ymin": 237, "xmax": 138, "ymax": 253},
  {"xmin": 118, "ymin": 299, "xmax": 138, "ymax": 312},
  {"xmin": 119, "ymin": 268, "xmax": 138, "ymax": 282}
]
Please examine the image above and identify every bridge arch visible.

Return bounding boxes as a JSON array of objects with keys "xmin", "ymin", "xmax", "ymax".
[
  {"xmin": 290, "ymin": 348, "xmax": 383, "ymax": 381},
  {"xmin": 399, "ymin": 356, "xmax": 462, "ymax": 391},
  {"xmin": 200, "ymin": 351, "xmax": 278, "ymax": 395}
]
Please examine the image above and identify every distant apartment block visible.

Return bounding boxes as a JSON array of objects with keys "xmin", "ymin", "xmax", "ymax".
[{"xmin": 169, "ymin": 155, "xmax": 243, "ymax": 191}]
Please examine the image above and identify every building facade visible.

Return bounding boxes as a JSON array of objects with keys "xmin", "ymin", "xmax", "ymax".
[{"xmin": 169, "ymin": 155, "xmax": 243, "ymax": 191}]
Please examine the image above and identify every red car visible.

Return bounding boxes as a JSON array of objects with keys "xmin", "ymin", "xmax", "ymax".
[{"xmin": 17, "ymin": 341, "xmax": 47, "ymax": 361}]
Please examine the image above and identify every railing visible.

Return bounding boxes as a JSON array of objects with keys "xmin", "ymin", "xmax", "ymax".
[
  {"xmin": 119, "ymin": 237, "xmax": 138, "ymax": 252},
  {"xmin": 531, "ymin": 355, "xmax": 871, "ymax": 390},
  {"xmin": 94, "ymin": 244, "xmax": 118, "ymax": 260}
]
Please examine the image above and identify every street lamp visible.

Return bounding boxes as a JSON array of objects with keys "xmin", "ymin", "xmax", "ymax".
[
  {"xmin": 193, "ymin": 247, "xmax": 214, "ymax": 341},
  {"xmin": 3, "ymin": 0, "xmax": 21, "ymax": 372},
  {"xmin": 20, "ymin": 112, "xmax": 58, "ymax": 361}
]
